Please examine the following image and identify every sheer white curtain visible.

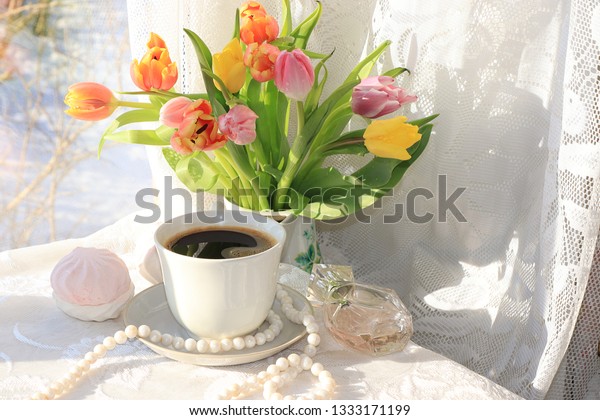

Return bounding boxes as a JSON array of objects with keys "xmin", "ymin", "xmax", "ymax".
[{"xmin": 126, "ymin": 0, "xmax": 600, "ymax": 399}]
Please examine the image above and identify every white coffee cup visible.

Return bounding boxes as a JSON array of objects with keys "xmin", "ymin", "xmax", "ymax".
[{"xmin": 154, "ymin": 210, "xmax": 286, "ymax": 339}]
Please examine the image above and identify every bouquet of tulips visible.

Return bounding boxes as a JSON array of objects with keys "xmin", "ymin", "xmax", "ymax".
[{"xmin": 64, "ymin": 0, "xmax": 437, "ymax": 219}]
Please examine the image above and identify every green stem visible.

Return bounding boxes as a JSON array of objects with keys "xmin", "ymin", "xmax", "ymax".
[
  {"xmin": 296, "ymin": 101, "xmax": 305, "ymax": 135},
  {"xmin": 214, "ymin": 148, "xmax": 256, "ymax": 209},
  {"xmin": 117, "ymin": 100, "xmax": 155, "ymax": 109},
  {"xmin": 274, "ymin": 101, "xmax": 309, "ymax": 211}
]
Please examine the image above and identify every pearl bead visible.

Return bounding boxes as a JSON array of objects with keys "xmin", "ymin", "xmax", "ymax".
[
  {"xmin": 255, "ymin": 332, "xmax": 266, "ymax": 346},
  {"xmin": 302, "ymin": 314, "xmax": 316, "ymax": 326},
  {"xmin": 220, "ymin": 338, "xmax": 233, "ymax": 352},
  {"xmin": 270, "ymin": 375, "xmax": 283, "ymax": 387},
  {"xmin": 84, "ymin": 351, "xmax": 97, "ymax": 363},
  {"xmin": 69, "ymin": 366, "xmax": 82, "ymax": 379},
  {"xmin": 172, "ymin": 336, "xmax": 185, "ymax": 350},
  {"xmin": 304, "ymin": 344, "xmax": 318, "ymax": 357},
  {"xmin": 42, "ymin": 387, "xmax": 55, "ymax": 399},
  {"xmin": 58, "ymin": 377, "xmax": 72, "ymax": 390},
  {"xmin": 209, "ymin": 340, "xmax": 221, "ymax": 353},
  {"xmin": 244, "ymin": 335, "xmax": 256, "ymax": 349},
  {"xmin": 196, "ymin": 339, "xmax": 208, "ymax": 353},
  {"xmin": 124, "ymin": 325, "xmax": 138, "ymax": 338},
  {"xmin": 266, "ymin": 364, "xmax": 279, "ymax": 376},
  {"xmin": 311, "ymin": 362, "xmax": 324, "ymax": 376},
  {"xmin": 246, "ymin": 375, "xmax": 258, "ymax": 385},
  {"xmin": 287, "ymin": 353, "xmax": 301, "ymax": 367},
  {"xmin": 161, "ymin": 333, "xmax": 173, "ymax": 346},
  {"xmin": 318, "ymin": 370, "xmax": 333, "ymax": 381},
  {"xmin": 93, "ymin": 344, "xmax": 107, "ymax": 358},
  {"xmin": 31, "ymin": 392, "xmax": 45, "ymax": 400},
  {"xmin": 102, "ymin": 336, "xmax": 117, "ymax": 350},
  {"xmin": 138, "ymin": 325, "xmax": 151, "ymax": 338},
  {"xmin": 226, "ymin": 383, "xmax": 241, "ymax": 396},
  {"xmin": 319, "ymin": 377, "xmax": 336, "ymax": 393},
  {"xmin": 300, "ymin": 355, "xmax": 313, "ymax": 371},
  {"xmin": 306, "ymin": 322, "xmax": 319, "ymax": 334},
  {"xmin": 77, "ymin": 359, "xmax": 91, "ymax": 372},
  {"xmin": 184, "ymin": 338, "xmax": 196, "ymax": 352},
  {"xmin": 114, "ymin": 330, "xmax": 128, "ymax": 345},
  {"xmin": 233, "ymin": 337, "xmax": 245, "ymax": 350},
  {"xmin": 275, "ymin": 357, "xmax": 289, "ymax": 370},
  {"xmin": 257, "ymin": 371, "xmax": 268, "ymax": 383},
  {"xmin": 50, "ymin": 382, "xmax": 64, "ymax": 395},
  {"xmin": 149, "ymin": 330, "xmax": 162, "ymax": 343},
  {"xmin": 313, "ymin": 388, "xmax": 330, "ymax": 400},
  {"xmin": 263, "ymin": 329, "xmax": 275, "ymax": 342},
  {"xmin": 307, "ymin": 333, "xmax": 320, "ymax": 346},
  {"xmin": 263, "ymin": 380, "xmax": 277, "ymax": 394},
  {"xmin": 270, "ymin": 392, "xmax": 283, "ymax": 400},
  {"xmin": 280, "ymin": 295, "xmax": 293, "ymax": 305}
]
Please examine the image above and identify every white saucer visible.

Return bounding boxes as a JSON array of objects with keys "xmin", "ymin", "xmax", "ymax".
[{"xmin": 123, "ymin": 283, "xmax": 312, "ymax": 366}]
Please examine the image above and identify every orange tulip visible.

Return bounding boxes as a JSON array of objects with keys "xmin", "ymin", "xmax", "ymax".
[
  {"xmin": 240, "ymin": 1, "xmax": 267, "ymax": 21},
  {"xmin": 240, "ymin": 13, "xmax": 279, "ymax": 45},
  {"xmin": 243, "ymin": 42, "xmax": 280, "ymax": 82},
  {"xmin": 130, "ymin": 32, "xmax": 178, "ymax": 91},
  {"xmin": 64, "ymin": 82, "xmax": 119, "ymax": 121}
]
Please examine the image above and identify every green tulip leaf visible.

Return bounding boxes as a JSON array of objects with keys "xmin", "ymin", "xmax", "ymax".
[
  {"xmin": 281, "ymin": 0, "xmax": 292, "ymax": 36},
  {"xmin": 289, "ymin": 1, "xmax": 322, "ymax": 49},
  {"xmin": 98, "ymin": 108, "xmax": 161, "ymax": 157},
  {"xmin": 184, "ymin": 28, "xmax": 227, "ymax": 116}
]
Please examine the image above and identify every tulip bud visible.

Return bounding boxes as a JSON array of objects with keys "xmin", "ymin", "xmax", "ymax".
[
  {"xmin": 64, "ymin": 82, "xmax": 119, "ymax": 121},
  {"xmin": 240, "ymin": 12, "xmax": 279, "ymax": 45},
  {"xmin": 351, "ymin": 76, "xmax": 417, "ymax": 119},
  {"xmin": 213, "ymin": 39, "xmax": 246, "ymax": 94},
  {"xmin": 274, "ymin": 49, "xmax": 315, "ymax": 101},
  {"xmin": 159, "ymin": 96, "xmax": 193, "ymax": 128},
  {"xmin": 363, "ymin": 116, "xmax": 421, "ymax": 160},
  {"xmin": 218, "ymin": 105, "xmax": 259, "ymax": 145},
  {"xmin": 243, "ymin": 42, "xmax": 280, "ymax": 82},
  {"xmin": 130, "ymin": 32, "xmax": 178, "ymax": 91}
]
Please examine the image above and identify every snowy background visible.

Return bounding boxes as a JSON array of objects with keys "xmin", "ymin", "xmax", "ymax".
[{"xmin": 0, "ymin": 0, "xmax": 152, "ymax": 251}]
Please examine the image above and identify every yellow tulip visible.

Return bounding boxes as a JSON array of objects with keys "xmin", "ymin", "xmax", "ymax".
[
  {"xmin": 213, "ymin": 39, "xmax": 246, "ymax": 94},
  {"xmin": 363, "ymin": 116, "xmax": 422, "ymax": 160}
]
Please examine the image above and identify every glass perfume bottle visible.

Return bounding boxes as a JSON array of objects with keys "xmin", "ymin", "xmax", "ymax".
[{"xmin": 308, "ymin": 264, "xmax": 413, "ymax": 356}]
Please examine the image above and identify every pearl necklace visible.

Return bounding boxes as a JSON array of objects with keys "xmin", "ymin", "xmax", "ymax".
[{"xmin": 31, "ymin": 285, "xmax": 334, "ymax": 400}]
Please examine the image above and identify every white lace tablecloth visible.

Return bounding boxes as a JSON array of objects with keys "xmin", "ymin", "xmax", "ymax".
[{"xmin": 0, "ymin": 214, "xmax": 520, "ymax": 400}]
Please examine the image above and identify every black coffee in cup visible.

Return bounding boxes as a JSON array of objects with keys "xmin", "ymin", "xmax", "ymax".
[{"xmin": 167, "ymin": 226, "xmax": 276, "ymax": 259}]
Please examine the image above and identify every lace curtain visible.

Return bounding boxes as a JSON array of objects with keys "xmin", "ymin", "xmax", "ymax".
[{"xmin": 126, "ymin": 0, "xmax": 600, "ymax": 399}]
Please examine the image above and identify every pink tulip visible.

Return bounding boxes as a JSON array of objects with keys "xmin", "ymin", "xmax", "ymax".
[
  {"xmin": 351, "ymin": 76, "xmax": 417, "ymax": 118},
  {"xmin": 159, "ymin": 96, "xmax": 193, "ymax": 128},
  {"xmin": 218, "ymin": 105, "xmax": 259, "ymax": 145},
  {"xmin": 274, "ymin": 49, "xmax": 314, "ymax": 101}
]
